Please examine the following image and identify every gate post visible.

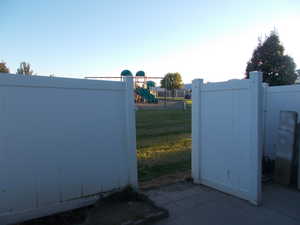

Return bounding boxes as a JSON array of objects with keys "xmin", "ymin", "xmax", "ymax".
[
  {"xmin": 124, "ymin": 76, "xmax": 138, "ymax": 189},
  {"xmin": 262, "ymin": 82, "xmax": 269, "ymax": 157},
  {"xmin": 249, "ymin": 71, "xmax": 263, "ymax": 205},
  {"xmin": 192, "ymin": 79, "xmax": 203, "ymax": 183}
]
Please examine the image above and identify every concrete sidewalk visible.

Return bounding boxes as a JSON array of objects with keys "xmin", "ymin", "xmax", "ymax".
[{"xmin": 145, "ymin": 182, "xmax": 300, "ymax": 225}]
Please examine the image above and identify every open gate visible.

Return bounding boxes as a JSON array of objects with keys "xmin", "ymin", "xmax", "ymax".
[{"xmin": 192, "ymin": 72, "xmax": 263, "ymax": 205}]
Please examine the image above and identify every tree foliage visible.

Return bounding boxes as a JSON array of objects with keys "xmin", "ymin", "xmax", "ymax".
[
  {"xmin": 0, "ymin": 61, "xmax": 10, "ymax": 73},
  {"xmin": 160, "ymin": 72, "xmax": 183, "ymax": 90},
  {"xmin": 246, "ymin": 31, "xmax": 297, "ymax": 86},
  {"xmin": 17, "ymin": 62, "xmax": 34, "ymax": 75}
]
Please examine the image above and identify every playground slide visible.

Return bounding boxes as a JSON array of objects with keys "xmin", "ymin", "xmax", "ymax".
[{"xmin": 136, "ymin": 88, "xmax": 158, "ymax": 103}]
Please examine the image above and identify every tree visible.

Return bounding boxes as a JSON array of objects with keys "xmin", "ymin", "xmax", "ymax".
[
  {"xmin": 0, "ymin": 61, "xmax": 10, "ymax": 73},
  {"xmin": 160, "ymin": 72, "xmax": 183, "ymax": 97},
  {"xmin": 161, "ymin": 72, "xmax": 183, "ymax": 89},
  {"xmin": 246, "ymin": 31, "xmax": 297, "ymax": 86},
  {"xmin": 16, "ymin": 62, "xmax": 34, "ymax": 75}
]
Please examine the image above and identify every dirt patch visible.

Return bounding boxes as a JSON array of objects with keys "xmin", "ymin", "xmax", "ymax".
[
  {"xmin": 84, "ymin": 188, "xmax": 168, "ymax": 225},
  {"xmin": 86, "ymin": 200, "xmax": 162, "ymax": 225},
  {"xmin": 17, "ymin": 187, "xmax": 168, "ymax": 225},
  {"xmin": 18, "ymin": 207, "xmax": 90, "ymax": 225},
  {"xmin": 140, "ymin": 171, "xmax": 191, "ymax": 190}
]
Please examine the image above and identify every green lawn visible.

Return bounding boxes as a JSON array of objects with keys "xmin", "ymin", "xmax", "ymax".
[{"xmin": 136, "ymin": 103, "xmax": 191, "ymax": 182}]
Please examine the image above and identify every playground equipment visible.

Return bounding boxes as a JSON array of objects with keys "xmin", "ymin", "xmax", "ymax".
[
  {"xmin": 120, "ymin": 69, "xmax": 133, "ymax": 77},
  {"xmin": 86, "ymin": 70, "xmax": 161, "ymax": 104},
  {"xmin": 133, "ymin": 71, "xmax": 158, "ymax": 103},
  {"xmin": 135, "ymin": 87, "xmax": 158, "ymax": 103}
]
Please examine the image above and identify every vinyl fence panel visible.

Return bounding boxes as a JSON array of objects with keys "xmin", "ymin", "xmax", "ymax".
[
  {"xmin": 192, "ymin": 72, "xmax": 263, "ymax": 205},
  {"xmin": 0, "ymin": 74, "xmax": 137, "ymax": 225},
  {"xmin": 264, "ymin": 85, "xmax": 300, "ymax": 159}
]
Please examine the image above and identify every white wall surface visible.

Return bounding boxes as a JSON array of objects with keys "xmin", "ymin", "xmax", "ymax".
[
  {"xmin": 264, "ymin": 84, "xmax": 300, "ymax": 159},
  {"xmin": 0, "ymin": 74, "xmax": 137, "ymax": 225},
  {"xmin": 192, "ymin": 72, "xmax": 263, "ymax": 205}
]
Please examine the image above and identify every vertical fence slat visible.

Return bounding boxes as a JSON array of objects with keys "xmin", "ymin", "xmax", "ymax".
[
  {"xmin": 192, "ymin": 79, "xmax": 203, "ymax": 183},
  {"xmin": 262, "ymin": 82, "xmax": 269, "ymax": 157},
  {"xmin": 124, "ymin": 77, "xmax": 138, "ymax": 189},
  {"xmin": 249, "ymin": 71, "xmax": 263, "ymax": 205}
]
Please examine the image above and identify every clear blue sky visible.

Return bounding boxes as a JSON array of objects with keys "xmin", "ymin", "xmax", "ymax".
[{"xmin": 1, "ymin": 0, "xmax": 300, "ymax": 83}]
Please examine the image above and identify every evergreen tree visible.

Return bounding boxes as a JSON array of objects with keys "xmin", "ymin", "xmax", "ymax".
[{"xmin": 246, "ymin": 31, "xmax": 297, "ymax": 86}]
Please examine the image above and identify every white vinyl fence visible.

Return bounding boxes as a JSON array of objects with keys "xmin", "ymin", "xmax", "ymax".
[
  {"xmin": 0, "ymin": 74, "xmax": 137, "ymax": 225},
  {"xmin": 192, "ymin": 72, "xmax": 263, "ymax": 205},
  {"xmin": 264, "ymin": 84, "xmax": 300, "ymax": 159}
]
